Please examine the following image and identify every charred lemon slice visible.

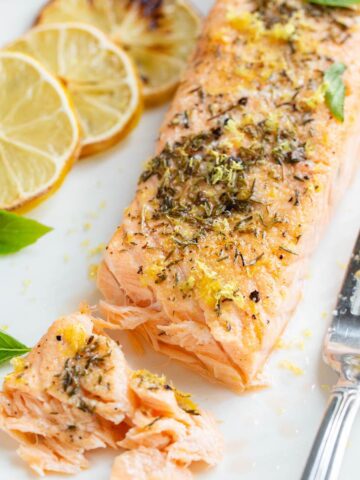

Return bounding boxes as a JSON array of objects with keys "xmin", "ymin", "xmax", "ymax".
[
  {"xmin": 0, "ymin": 52, "xmax": 80, "ymax": 211},
  {"xmin": 8, "ymin": 23, "xmax": 141, "ymax": 157},
  {"xmin": 36, "ymin": 0, "xmax": 201, "ymax": 104}
]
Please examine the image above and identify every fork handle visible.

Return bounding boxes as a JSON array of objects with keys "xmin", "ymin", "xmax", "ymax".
[{"xmin": 301, "ymin": 382, "xmax": 360, "ymax": 480}]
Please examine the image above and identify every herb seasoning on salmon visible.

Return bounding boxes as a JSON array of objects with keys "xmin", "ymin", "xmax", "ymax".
[
  {"xmin": 98, "ymin": 0, "xmax": 360, "ymax": 391},
  {"xmin": 0, "ymin": 313, "xmax": 223, "ymax": 477}
]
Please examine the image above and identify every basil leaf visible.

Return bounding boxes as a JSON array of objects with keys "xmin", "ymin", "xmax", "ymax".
[
  {"xmin": 0, "ymin": 210, "xmax": 52, "ymax": 254},
  {"xmin": 309, "ymin": 0, "xmax": 360, "ymax": 7},
  {"xmin": 0, "ymin": 330, "xmax": 31, "ymax": 366},
  {"xmin": 324, "ymin": 62, "xmax": 346, "ymax": 122}
]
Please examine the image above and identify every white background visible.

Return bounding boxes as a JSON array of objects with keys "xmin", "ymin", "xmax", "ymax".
[{"xmin": 0, "ymin": 1, "xmax": 359, "ymax": 479}]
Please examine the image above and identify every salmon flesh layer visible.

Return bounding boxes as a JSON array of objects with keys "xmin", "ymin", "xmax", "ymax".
[
  {"xmin": 98, "ymin": 0, "xmax": 360, "ymax": 391},
  {"xmin": 0, "ymin": 313, "xmax": 223, "ymax": 478}
]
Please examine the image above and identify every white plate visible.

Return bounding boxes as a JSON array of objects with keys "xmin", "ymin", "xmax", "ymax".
[{"xmin": 0, "ymin": 1, "xmax": 360, "ymax": 479}]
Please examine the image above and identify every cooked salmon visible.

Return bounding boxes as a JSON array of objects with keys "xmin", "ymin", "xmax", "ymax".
[
  {"xmin": 98, "ymin": 0, "xmax": 360, "ymax": 391},
  {"xmin": 111, "ymin": 447, "xmax": 193, "ymax": 480},
  {"xmin": 0, "ymin": 312, "xmax": 223, "ymax": 477}
]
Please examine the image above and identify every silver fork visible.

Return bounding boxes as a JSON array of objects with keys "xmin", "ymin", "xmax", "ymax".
[{"xmin": 301, "ymin": 231, "xmax": 360, "ymax": 480}]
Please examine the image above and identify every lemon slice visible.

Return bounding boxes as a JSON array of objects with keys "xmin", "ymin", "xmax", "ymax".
[
  {"xmin": 7, "ymin": 23, "xmax": 141, "ymax": 157},
  {"xmin": 36, "ymin": 0, "xmax": 201, "ymax": 104},
  {"xmin": 0, "ymin": 52, "xmax": 80, "ymax": 211}
]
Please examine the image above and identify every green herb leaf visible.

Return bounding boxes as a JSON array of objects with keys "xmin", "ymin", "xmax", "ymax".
[
  {"xmin": 324, "ymin": 62, "xmax": 346, "ymax": 122},
  {"xmin": 309, "ymin": 0, "xmax": 360, "ymax": 7},
  {"xmin": 0, "ymin": 210, "xmax": 52, "ymax": 254},
  {"xmin": 0, "ymin": 330, "xmax": 31, "ymax": 366}
]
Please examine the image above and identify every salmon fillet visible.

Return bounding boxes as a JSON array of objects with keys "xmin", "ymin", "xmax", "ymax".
[
  {"xmin": 98, "ymin": 0, "xmax": 360, "ymax": 391},
  {"xmin": 0, "ymin": 312, "xmax": 223, "ymax": 478}
]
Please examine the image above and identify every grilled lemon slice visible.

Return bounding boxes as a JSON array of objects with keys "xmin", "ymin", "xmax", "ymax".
[
  {"xmin": 0, "ymin": 52, "xmax": 80, "ymax": 211},
  {"xmin": 8, "ymin": 23, "xmax": 141, "ymax": 157},
  {"xmin": 36, "ymin": 0, "xmax": 201, "ymax": 104}
]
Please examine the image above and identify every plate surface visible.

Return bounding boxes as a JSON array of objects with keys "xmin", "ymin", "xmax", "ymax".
[{"xmin": 0, "ymin": 1, "xmax": 360, "ymax": 479}]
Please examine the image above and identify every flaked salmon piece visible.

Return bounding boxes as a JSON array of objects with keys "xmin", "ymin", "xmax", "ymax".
[
  {"xmin": 0, "ymin": 313, "xmax": 223, "ymax": 478},
  {"xmin": 98, "ymin": 0, "xmax": 360, "ymax": 391},
  {"xmin": 111, "ymin": 447, "xmax": 193, "ymax": 480}
]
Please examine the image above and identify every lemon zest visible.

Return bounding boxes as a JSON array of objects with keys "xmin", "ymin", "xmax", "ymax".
[{"xmin": 278, "ymin": 360, "xmax": 304, "ymax": 376}]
